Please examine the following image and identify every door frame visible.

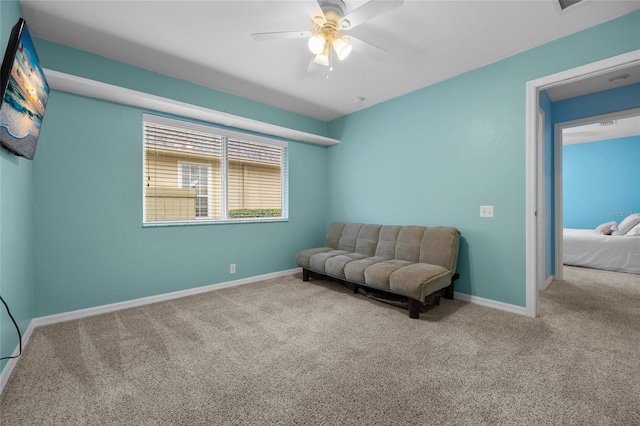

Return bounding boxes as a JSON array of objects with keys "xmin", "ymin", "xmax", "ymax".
[{"xmin": 525, "ymin": 49, "xmax": 640, "ymax": 318}]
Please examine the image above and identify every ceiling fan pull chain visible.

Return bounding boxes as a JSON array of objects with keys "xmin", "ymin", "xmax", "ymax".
[{"xmin": 329, "ymin": 45, "xmax": 334, "ymax": 73}]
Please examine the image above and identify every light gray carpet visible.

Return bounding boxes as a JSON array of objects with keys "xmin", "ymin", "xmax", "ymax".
[{"xmin": 1, "ymin": 267, "xmax": 639, "ymax": 425}]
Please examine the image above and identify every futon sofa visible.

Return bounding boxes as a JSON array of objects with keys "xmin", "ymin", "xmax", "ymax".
[{"xmin": 296, "ymin": 222, "xmax": 460, "ymax": 319}]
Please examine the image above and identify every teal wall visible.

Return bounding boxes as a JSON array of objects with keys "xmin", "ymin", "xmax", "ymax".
[
  {"xmin": 327, "ymin": 11, "xmax": 640, "ymax": 307},
  {"xmin": 32, "ymin": 43, "xmax": 330, "ymax": 317},
  {"xmin": 563, "ymin": 135, "xmax": 640, "ymax": 229},
  {"xmin": 34, "ymin": 39, "xmax": 327, "ymax": 138},
  {"xmin": 0, "ymin": 0, "xmax": 32, "ymax": 374}
]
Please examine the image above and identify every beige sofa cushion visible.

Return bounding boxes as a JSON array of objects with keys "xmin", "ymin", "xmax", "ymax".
[
  {"xmin": 325, "ymin": 253, "xmax": 368, "ymax": 279},
  {"xmin": 325, "ymin": 222, "xmax": 347, "ymax": 249},
  {"xmin": 309, "ymin": 250, "xmax": 349, "ymax": 274},
  {"xmin": 394, "ymin": 226, "xmax": 426, "ymax": 262},
  {"xmin": 419, "ymin": 227, "xmax": 461, "ymax": 271},
  {"xmin": 374, "ymin": 225, "xmax": 402, "ymax": 258},
  {"xmin": 296, "ymin": 247, "xmax": 333, "ymax": 270},
  {"xmin": 355, "ymin": 224, "xmax": 382, "ymax": 256},
  {"xmin": 338, "ymin": 223, "xmax": 363, "ymax": 252},
  {"xmin": 389, "ymin": 263, "xmax": 451, "ymax": 300},
  {"xmin": 343, "ymin": 256, "xmax": 389, "ymax": 284},
  {"xmin": 364, "ymin": 259, "xmax": 413, "ymax": 291}
]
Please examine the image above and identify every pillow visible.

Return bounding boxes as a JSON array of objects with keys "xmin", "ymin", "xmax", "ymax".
[
  {"xmin": 612, "ymin": 213, "xmax": 640, "ymax": 236},
  {"xmin": 595, "ymin": 221, "xmax": 617, "ymax": 235},
  {"xmin": 625, "ymin": 222, "xmax": 640, "ymax": 237}
]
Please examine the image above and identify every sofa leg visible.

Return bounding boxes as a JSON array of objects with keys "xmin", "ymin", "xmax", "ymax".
[
  {"xmin": 352, "ymin": 284, "xmax": 358, "ymax": 294},
  {"xmin": 302, "ymin": 269, "xmax": 310, "ymax": 282},
  {"xmin": 444, "ymin": 283, "xmax": 454, "ymax": 299},
  {"xmin": 408, "ymin": 299, "xmax": 421, "ymax": 319},
  {"xmin": 444, "ymin": 273, "xmax": 459, "ymax": 299}
]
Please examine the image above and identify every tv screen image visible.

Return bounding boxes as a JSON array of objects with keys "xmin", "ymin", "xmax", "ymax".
[{"xmin": 0, "ymin": 18, "xmax": 49, "ymax": 160}]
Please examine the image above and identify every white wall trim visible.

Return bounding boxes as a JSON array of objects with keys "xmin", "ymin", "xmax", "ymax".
[
  {"xmin": 525, "ymin": 49, "xmax": 640, "ymax": 319},
  {"xmin": 0, "ymin": 268, "xmax": 300, "ymax": 395},
  {"xmin": 43, "ymin": 69, "xmax": 339, "ymax": 147},
  {"xmin": 0, "ymin": 320, "xmax": 37, "ymax": 395},
  {"xmin": 554, "ymin": 119, "xmax": 564, "ymax": 282},
  {"xmin": 454, "ymin": 292, "xmax": 528, "ymax": 316},
  {"xmin": 543, "ymin": 275, "xmax": 556, "ymax": 290},
  {"xmin": 33, "ymin": 268, "xmax": 301, "ymax": 327},
  {"xmin": 536, "ymin": 107, "xmax": 547, "ymax": 291},
  {"xmin": 2, "ymin": 268, "xmax": 543, "ymax": 392},
  {"xmin": 525, "ymin": 79, "xmax": 539, "ymax": 317}
]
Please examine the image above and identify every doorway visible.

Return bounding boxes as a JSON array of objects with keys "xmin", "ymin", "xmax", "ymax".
[
  {"xmin": 555, "ymin": 110, "xmax": 640, "ymax": 280},
  {"xmin": 525, "ymin": 49, "xmax": 640, "ymax": 317}
]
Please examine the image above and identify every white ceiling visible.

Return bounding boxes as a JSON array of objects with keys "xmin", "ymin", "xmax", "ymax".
[
  {"xmin": 20, "ymin": 0, "xmax": 640, "ymax": 121},
  {"xmin": 563, "ymin": 114, "xmax": 640, "ymax": 145},
  {"xmin": 546, "ymin": 63, "xmax": 640, "ymax": 101}
]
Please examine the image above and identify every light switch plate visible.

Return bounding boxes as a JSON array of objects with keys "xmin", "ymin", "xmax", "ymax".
[{"xmin": 480, "ymin": 205, "xmax": 494, "ymax": 218}]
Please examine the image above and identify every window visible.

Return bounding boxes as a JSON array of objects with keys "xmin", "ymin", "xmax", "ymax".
[
  {"xmin": 178, "ymin": 162, "xmax": 210, "ymax": 218},
  {"xmin": 143, "ymin": 114, "xmax": 288, "ymax": 225}
]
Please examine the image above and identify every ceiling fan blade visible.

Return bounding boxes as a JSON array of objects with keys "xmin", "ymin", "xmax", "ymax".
[
  {"xmin": 309, "ymin": 0, "xmax": 326, "ymax": 25},
  {"xmin": 342, "ymin": 0, "xmax": 404, "ymax": 29},
  {"xmin": 251, "ymin": 30, "xmax": 311, "ymax": 41},
  {"xmin": 349, "ymin": 36, "xmax": 388, "ymax": 60}
]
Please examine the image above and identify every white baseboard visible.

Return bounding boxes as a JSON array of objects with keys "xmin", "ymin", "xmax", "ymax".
[
  {"xmin": 0, "ymin": 319, "xmax": 36, "ymax": 395},
  {"xmin": 543, "ymin": 275, "xmax": 556, "ymax": 290},
  {"xmin": 0, "ymin": 268, "xmax": 300, "ymax": 395},
  {"xmin": 3, "ymin": 269, "xmax": 529, "ymax": 394},
  {"xmin": 33, "ymin": 268, "xmax": 301, "ymax": 327},
  {"xmin": 454, "ymin": 291, "xmax": 528, "ymax": 316}
]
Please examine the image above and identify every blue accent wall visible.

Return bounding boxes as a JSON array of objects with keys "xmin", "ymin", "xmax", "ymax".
[
  {"xmin": 0, "ymin": 0, "xmax": 32, "ymax": 374},
  {"xmin": 563, "ymin": 135, "xmax": 640, "ymax": 229},
  {"xmin": 553, "ymin": 83, "xmax": 640, "ymax": 123},
  {"xmin": 552, "ymin": 82, "xmax": 640, "ymax": 231},
  {"xmin": 327, "ymin": 11, "xmax": 640, "ymax": 307},
  {"xmin": 32, "ymin": 42, "xmax": 330, "ymax": 317}
]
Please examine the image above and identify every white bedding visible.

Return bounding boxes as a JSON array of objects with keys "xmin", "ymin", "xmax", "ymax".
[{"xmin": 563, "ymin": 228, "xmax": 640, "ymax": 274}]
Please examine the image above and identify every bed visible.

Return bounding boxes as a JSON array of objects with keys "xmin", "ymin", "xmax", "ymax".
[{"xmin": 563, "ymin": 228, "xmax": 640, "ymax": 274}]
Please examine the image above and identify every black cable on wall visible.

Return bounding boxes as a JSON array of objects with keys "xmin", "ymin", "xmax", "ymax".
[{"xmin": 0, "ymin": 295, "xmax": 22, "ymax": 361}]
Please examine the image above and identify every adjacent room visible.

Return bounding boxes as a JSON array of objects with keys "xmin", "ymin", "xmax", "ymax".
[
  {"xmin": 0, "ymin": 1, "xmax": 639, "ymax": 424},
  {"xmin": 562, "ymin": 114, "xmax": 640, "ymax": 274}
]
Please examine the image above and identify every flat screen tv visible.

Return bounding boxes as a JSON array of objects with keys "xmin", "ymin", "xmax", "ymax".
[{"xmin": 0, "ymin": 18, "xmax": 49, "ymax": 160}]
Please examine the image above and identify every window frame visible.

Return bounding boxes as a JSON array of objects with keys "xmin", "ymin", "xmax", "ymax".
[{"xmin": 143, "ymin": 113, "xmax": 289, "ymax": 227}]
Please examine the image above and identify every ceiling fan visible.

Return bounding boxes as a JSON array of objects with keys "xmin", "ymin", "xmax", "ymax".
[{"xmin": 251, "ymin": 0, "xmax": 404, "ymax": 69}]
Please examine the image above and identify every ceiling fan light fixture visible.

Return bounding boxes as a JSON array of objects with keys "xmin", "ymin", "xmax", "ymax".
[
  {"xmin": 313, "ymin": 46, "xmax": 330, "ymax": 66},
  {"xmin": 312, "ymin": 54, "xmax": 329, "ymax": 66},
  {"xmin": 333, "ymin": 36, "xmax": 352, "ymax": 61},
  {"xmin": 308, "ymin": 33, "xmax": 327, "ymax": 55}
]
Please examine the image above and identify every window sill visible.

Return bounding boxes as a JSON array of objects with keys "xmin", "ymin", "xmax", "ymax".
[{"xmin": 142, "ymin": 218, "xmax": 289, "ymax": 228}]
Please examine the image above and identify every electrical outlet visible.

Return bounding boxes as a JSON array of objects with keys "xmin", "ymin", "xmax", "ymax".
[
  {"xmin": 480, "ymin": 205, "xmax": 494, "ymax": 218},
  {"xmin": 230, "ymin": 264, "xmax": 236, "ymax": 274}
]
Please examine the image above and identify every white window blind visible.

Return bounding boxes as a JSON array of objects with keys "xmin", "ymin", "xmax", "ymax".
[{"xmin": 143, "ymin": 114, "xmax": 288, "ymax": 225}]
